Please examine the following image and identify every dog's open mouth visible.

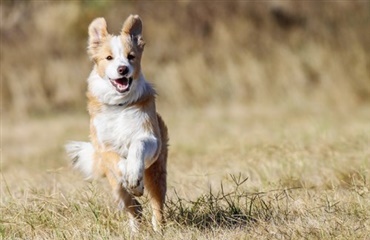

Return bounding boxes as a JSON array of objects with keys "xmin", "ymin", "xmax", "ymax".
[{"xmin": 110, "ymin": 77, "xmax": 133, "ymax": 93}]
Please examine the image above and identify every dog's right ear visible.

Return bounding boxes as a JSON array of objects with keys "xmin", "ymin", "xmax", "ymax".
[{"xmin": 87, "ymin": 18, "xmax": 108, "ymax": 58}]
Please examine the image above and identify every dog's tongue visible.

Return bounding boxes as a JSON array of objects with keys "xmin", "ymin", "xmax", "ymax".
[
  {"xmin": 116, "ymin": 78, "xmax": 128, "ymax": 86},
  {"xmin": 114, "ymin": 78, "xmax": 129, "ymax": 91},
  {"xmin": 110, "ymin": 77, "xmax": 132, "ymax": 93}
]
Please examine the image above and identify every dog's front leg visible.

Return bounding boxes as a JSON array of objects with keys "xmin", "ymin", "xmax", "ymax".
[{"xmin": 119, "ymin": 135, "xmax": 158, "ymax": 196}]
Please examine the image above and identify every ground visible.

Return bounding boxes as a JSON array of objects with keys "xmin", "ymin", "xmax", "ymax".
[{"xmin": 1, "ymin": 103, "xmax": 370, "ymax": 239}]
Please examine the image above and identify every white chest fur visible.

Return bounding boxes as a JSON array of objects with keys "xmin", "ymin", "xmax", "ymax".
[{"xmin": 94, "ymin": 105, "xmax": 152, "ymax": 158}]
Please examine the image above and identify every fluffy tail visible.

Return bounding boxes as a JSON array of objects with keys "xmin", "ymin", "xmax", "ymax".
[{"xmin": 65, "ymin": 141, "xmax": 95, "ymax": 179}]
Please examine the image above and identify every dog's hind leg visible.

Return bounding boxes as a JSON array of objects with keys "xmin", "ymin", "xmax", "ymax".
[
  {"xmin": 144, "ymin": 114, "xmax": 169, "ymax": 232},
  {"xmin": 116, "ymin": 186, "xmax": 143, "ymax": 232},
  {"xmin": 100, "ymin": 151, "xmax": 143, "ymax": 232},
  {"xmin": 144, "ymin": 154, "xmax": 167, "ymax": 232}
]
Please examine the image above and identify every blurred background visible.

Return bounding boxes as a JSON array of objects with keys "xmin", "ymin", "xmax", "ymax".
[
  {"xmin": 2, "ymin": 0, "xmax": 369, "ymax": 118},
  {"xmin": 2, "ymin": 3, "xmax": 370, "ymax": 237}
]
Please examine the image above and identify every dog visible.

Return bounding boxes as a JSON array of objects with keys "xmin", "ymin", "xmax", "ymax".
[{"xmin": 65, "ymin": 15, "xmax": 168, "ymax": 232}]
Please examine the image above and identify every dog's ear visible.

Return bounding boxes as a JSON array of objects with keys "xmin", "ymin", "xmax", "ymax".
[
  {"xmin": 121, "ymin": 15, "xmax": 145, "ymax": 50},
  {"xmin": 88, "ymin": 18, "xmax": 108, "ymax": 58},
  {"xmin": 122, "ymin": 14, "xmax": 142, "ymax": 36}
]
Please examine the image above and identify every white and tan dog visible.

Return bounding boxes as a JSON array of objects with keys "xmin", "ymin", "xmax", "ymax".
[{"xmin": 65, "ymin": 15, "xmax": 168, "ymax": 232}]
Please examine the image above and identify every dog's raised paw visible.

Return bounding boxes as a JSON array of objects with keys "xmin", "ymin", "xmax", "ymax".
[
  {"xmin": 118, "ymin": 160, "xmax": 144, "ymax": 196},
  {"xmin": 122, "ymin": 174, "xmax": 144, "ymax": 196}
]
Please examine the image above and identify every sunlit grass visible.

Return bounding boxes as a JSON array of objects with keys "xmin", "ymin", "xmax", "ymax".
[{"xmin": 1, "ymin": 105, "xmax": 369, "ymax": 239}]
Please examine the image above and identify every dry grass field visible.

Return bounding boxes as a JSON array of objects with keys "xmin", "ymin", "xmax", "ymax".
[
  {"xmin": 1, "ymin": 1, "xmax": 370, "ymax": 239},
  {"xmin": 2, "ymin": 105, "xmax": 370, "ymax": 239}
]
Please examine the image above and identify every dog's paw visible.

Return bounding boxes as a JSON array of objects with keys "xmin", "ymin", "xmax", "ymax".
[
  {"xmin": 123, "ymin": 173, "xmax": 144, "ymax": 197},
  {"xmin": 118, "ymin": 160, "xmax": 144, "ymax": 197}
]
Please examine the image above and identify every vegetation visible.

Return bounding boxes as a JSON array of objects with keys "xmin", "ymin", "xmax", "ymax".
[
  {"xmin": 2, "ymin": 106, "xmax": 369, "ymax": 239},
  {"xmin": 2, "ymin": 1, "xmax": 370, "ymax": 116},
  {"xmin": 1, "ymin": 1, "xmax": 369, "ymax": 239}
]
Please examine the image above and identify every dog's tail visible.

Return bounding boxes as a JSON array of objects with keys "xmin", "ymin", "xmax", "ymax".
[{"xmin": 65, "ymin": 141, "xmax": 96, "ymax": 179}]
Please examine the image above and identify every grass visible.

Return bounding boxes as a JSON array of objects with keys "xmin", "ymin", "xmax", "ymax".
[
  {"xmin": 2, "ymin": 1, "xmax": 370, "ymax": 116},
  {"xmin": 1, "ymin": 1, "xmax": 370, "ymax": 239},
  {"xmin": 1, "ymin": 104, "xmax": 370, "ymax": 239}
]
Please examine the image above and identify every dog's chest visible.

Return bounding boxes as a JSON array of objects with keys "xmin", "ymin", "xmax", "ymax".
[{"xmin": 93, "ymin": 106, "xmax": 149, "ymax": 156}]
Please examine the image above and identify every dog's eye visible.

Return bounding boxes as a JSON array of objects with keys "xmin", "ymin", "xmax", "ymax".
[
  {"xmin": 127, "ymin": 54, "xmax": 135, "ymax": 61},
  {"xmin": 106, "ymin": 55, "xmax": 113, "ymax": 60}
]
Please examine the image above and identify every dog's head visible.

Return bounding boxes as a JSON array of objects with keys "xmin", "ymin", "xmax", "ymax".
[{"xmin": 87, "ymin": 15, "xmax": 145, "ymax": 95}]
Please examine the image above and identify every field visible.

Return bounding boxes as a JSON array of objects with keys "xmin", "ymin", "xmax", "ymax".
[
  {"xmin": 2, "ymin": 105, "xmax": 370, "ymax": 239},
  {"xmin": 1, "ymin": 1, "xmax": 370, "ymax": 239}
]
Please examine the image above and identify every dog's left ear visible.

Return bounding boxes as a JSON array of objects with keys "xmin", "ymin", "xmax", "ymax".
[{"xmin": 121, "ymin": 15, "xmax": 145, "ymax": 50}]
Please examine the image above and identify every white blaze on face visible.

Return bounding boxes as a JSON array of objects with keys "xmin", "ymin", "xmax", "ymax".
[{"xmin": 105, "ymin": 36, "xmax": 133, "ymax": 80}]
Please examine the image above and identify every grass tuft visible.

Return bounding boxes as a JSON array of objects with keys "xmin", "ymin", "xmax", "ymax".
[{"xmin": 166, "ymin": 174, "xmax": 298, "ymax": 230}]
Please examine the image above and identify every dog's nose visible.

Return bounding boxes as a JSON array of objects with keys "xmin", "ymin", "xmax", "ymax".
[{"xmin": 117, "ymin": 65, "xmax": 128, "ymax": 75}]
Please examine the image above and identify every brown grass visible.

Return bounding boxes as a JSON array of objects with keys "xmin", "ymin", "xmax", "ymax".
[
  {"xmin": 1, "ymin": 1, "xmax": 370, "ymax": 116},
  {"xmin": 1, "ymin": 105, "xmax": 370, "ymax": 239},
  {"xmin": 1, "ymin": 1, "xmax": 370, "ymax": 239}
]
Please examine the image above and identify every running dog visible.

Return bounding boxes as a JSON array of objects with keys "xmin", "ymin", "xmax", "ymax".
[{"xmin": 65, "ymin": 15, "xmax": 168, "ymax": 232}]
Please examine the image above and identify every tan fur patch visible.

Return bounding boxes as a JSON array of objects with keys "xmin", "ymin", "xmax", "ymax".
[
  {"xmin": 87, "ymin": 92, "xmax": 103, "ymax": 157},
  {"xmin": 87, "ymin": 92, "xmax": 103, "ymax": 115},
  {"xmin": 91, "ymin": 36, "xmax": 114, "ymax": 78},
  {"xmin": 120, "ymin": 15, "xmax": 145, "ymax": 80},
  {"xmin": 120, "ymin": 34, "xmax": 144, "ymax": 80}
]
